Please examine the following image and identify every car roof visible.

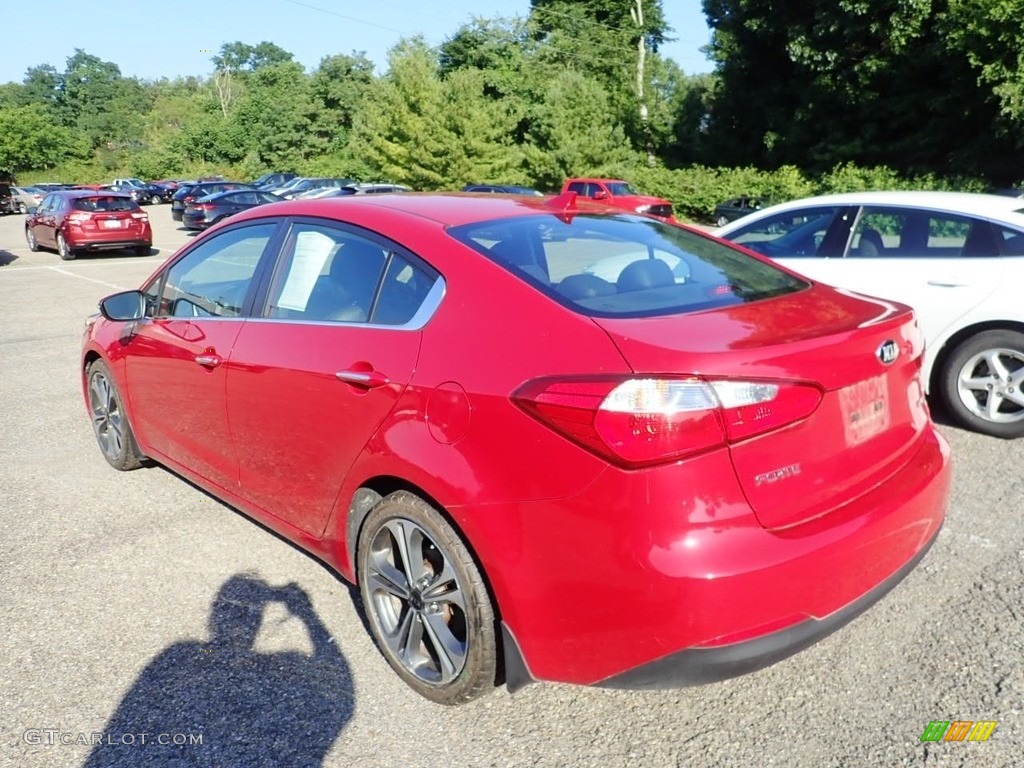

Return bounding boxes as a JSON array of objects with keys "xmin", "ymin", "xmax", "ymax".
[
  {"xmin": 719, "ymin": 191, "xmax": 1024, "ymax": 229},
  {"xmin": 227, "ymin": 191, "xmax": 624, "ymax": 228},
  {"xmin": 50, "ymin": 189, "xmax": 133, "ymax": 199},
  {"xmin": 201, "ymin": 188, "xmax": 257, "ymax": 199},
  {"xmin": 193, "ymin": 181, "xmax": 251, "ymax": 188}
]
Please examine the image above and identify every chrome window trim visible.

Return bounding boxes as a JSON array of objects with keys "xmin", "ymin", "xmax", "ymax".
[{"xmin": 246, "ymin": 276, "xmax": 446, "ymax": 332}]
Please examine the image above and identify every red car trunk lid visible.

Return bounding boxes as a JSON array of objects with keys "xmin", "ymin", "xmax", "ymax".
[{"xmin": 593, "ymin": 285, "xmax": 930, "ymax": 529}]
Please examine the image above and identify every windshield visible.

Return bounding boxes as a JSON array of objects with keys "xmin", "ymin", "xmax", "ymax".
[{"xmin": 448, "ymin": 214, "xmax": 807, "ymax": 318}]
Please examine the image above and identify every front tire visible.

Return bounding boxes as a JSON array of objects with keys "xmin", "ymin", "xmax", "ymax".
[
  {"xmin": 150, "ymin": 194, "xmax": 162, "ymax": 205},
  {"xmin": 19, "ymin": 202, "xmax": 27, "ymax": 214},
  {"xmin": 26, "ymin": 227, "xmax": 39, "ymax": 251},
  {"xmin": 940, "ymin": 330, "xmax": 1024, "ymax": 438},
  {"xmin": 56, "ymin": 232, "xmax": 75, "ymax": 261},
  {"xmin": 357, "ymin": 491, "xmax": 498, "ymax": 705},
  {"xmin": 716, "ymin": 215, "xmax": 729, "ymax": 227},
  {"xmin": 86, "ymin": 360, "xmax": 143, "ymax": 470}
]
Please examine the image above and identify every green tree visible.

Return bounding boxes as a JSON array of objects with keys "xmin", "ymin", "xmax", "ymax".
[
  {"xmin": 309, "ymin": 53, "xmax": 375, "ymax": 153},
  {"xmin": 440, "ymin": 68, "xmax": 526, "ymax": 185},
  {"xmin": 351, "ymin": 38, "xmax": 525, "ymax": 188},
  {"xmin": 212, "ymin": 41, "xmax": 294, "ymax": 73},
  {"xmin": 19, "ymin": 65, "xmax": 69, "ymax": 122},
  {"xmin": 440, "ymin": 17, "xmax": 530, "ymax": 93},
  {"xmin": 944, "ymin": 0, "xmax": 1024, "ymax": 122},
  {"xmin": 210, "ymin": 41, "xmax": 294, "ymax": 117},
  {"xmin": 230, "ymin": 61, "xmax": 317, "ymax": 169},
  {"xmin": 523, "ymin": 70, "xmax": 637, "ymax": 188},
  {"xmin": 0, "ymin": 105, "xmax": 84, "ymax": 172},
  {"xmin": 61, "ymin": 50, "xmax": 150, "ymax": 148},
  {"xmin": 527, "ymin": 0, "xmax": 672, "ymax": 158},
  {"xmin": 700, "ymin": 0, "xmax": 1024, "ymax": 181}
]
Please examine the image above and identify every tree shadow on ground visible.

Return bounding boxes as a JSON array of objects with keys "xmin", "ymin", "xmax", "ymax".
[{"xmin": 82, "ymin": 574, "xmax": 355, "ymax": 767}]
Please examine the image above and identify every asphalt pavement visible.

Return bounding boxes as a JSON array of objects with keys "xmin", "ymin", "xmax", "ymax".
[{"xmin": 0, "ymin": 206, "xmax": 1021, "ymax": 768}]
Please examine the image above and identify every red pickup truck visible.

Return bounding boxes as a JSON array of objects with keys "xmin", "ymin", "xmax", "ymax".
[{"xmin": 561, "ymin": 178, "xmax": 675, "ymax": 220}]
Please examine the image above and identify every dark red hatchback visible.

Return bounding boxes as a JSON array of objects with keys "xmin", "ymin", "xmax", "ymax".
[
  {"xmin": 81, "ymin": 193, "xmax": 950, "ymax": 704},
  {"xmin": 26, "ymin": 190, "xmax": 152, "ymax": 260}
]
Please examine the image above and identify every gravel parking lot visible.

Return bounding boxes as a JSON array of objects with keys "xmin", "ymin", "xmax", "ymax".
[{"xmin": 1, "ymin": 206, "xmax": 1021, "ymax": 767}]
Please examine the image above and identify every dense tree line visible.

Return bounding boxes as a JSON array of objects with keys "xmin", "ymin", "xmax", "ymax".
[
  {"xmin": 1, "ymin": 0, "xmax": 1022, "ymax": 216},
  {"xmin": 700, "ymin": 0, "xmax": 1024, "ymax": 183}
]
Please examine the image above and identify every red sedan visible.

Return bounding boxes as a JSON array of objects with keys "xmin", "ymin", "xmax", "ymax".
[
  {"xmin": 80, "ymin": 192, "xmax": 950, "ymax": 704},
  {"xmin": 26, "ymin": 190, "xmax": 152, "ymax": 260}
]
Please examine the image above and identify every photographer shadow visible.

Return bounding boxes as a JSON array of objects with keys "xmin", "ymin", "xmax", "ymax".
[{"xmin": 83, "ymin": 574, "xmax": 354, "ymax": 767}]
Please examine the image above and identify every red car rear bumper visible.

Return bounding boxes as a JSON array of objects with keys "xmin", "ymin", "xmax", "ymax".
[
  {"xmin": 459, "ymin": 427, "xmax": 950, "ymax": 687},
  {"xmin": 66, "ymin": 226, "xmax": 151, "ymax": 250}
]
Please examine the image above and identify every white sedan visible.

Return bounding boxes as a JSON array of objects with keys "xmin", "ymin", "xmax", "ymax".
[{"xmin": 716, "ymin": 191, "xmax": 1024, "ymax": 438}]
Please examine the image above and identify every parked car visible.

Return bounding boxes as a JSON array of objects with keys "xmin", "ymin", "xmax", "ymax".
[
  {"xmin": 33, "ymin": 182, "xmax": 74, "ymax": 192},
  {"xmin": 171, "ymin": 182, "xmax": 255, "ymax": 222},
  {"xmin": 561, "ymin": 178, "xmax": 675, "ymax": 220},
  {"xmin": 0, "ymin": 183, "xmax": 17, "ymax": 214},
  {"xmin": 351, "ymin": 183, "xmax": 411, "ymax": 195},
  {"xmin": 716, "ymin": 191, "xmax": 1024, "ymax": 437},
  {"xmin": 712, "ymin": 195, "xmax": 765, "ymax": 227},
  {"xmin": 182, "ymin": 189, "xmax": 283, "ymax": 230},
  {"xmin": 263, "ymin": 176, "xmax": 310, "ymax": 197},
  {"xmin": 148, "ymin": 180, "xmax": 180, "ymax": 198},
  {"xmin": 306, "ymin": 187, "xmax": 359, "ymax": 199},
  {"xmin": 82, "ymin": 193, "xmax": 949, "ymax": 704},
  {"xmin": 463, "ymin": 184, "xmax": 543, "ymax": 196},
  {"xmin": 276, "ymin": 177, "xmax": 357, "ymax": 200},
  {"xmin": 251, "ymin": 172, "xmax": 296, "ymax": 189},
  {"xmin": 26, "ymin": 190, "xmax": 151, "ymax": 260},
  {"xmin": 107, "ymin": 179, "xmax": 168, "ymax": 205},
  {"xmin": 11, "ymin": 185, "xmax": 44, "ymax": 214},
  {"xmin": 304, "ymin": 183, "xmax": 409, "ymax": 199}
]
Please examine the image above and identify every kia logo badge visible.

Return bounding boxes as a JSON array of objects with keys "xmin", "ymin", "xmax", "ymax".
[{"xmin": 877, "ymin": 340, "xmax": 899, "ymax": 365}]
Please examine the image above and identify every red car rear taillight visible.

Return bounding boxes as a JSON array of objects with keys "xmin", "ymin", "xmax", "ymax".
[
  {"xmin": 67, "ymin": 211, "xmax": 97, "ymax": 229},
  {"xmin": 513, "ymin": 377, "xmax": 822, "ymax": 468}
]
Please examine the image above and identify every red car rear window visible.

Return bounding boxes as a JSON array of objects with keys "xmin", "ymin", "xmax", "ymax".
[
  {"xmin": 72, "ymin": 196, "xmax": 139, "ymax": 212},
  {"xmin": 449, "ymin": 214, "xmax": 808, "ymax": 318}
]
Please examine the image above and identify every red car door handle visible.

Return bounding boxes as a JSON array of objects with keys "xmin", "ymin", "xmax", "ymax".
[
  {"xmin": 336, "ymin": 369, "xmax": 389, "ymax": 388},
  {"xmin": 195, "ymin": 353, "xmax": 223, "ymax": 368}
]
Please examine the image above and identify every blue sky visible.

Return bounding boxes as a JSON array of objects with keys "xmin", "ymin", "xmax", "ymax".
[{"xmin": 0, "ymin": 1, "xmax": 713, "ymax": 85}]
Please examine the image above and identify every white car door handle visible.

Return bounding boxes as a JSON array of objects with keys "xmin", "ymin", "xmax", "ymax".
[{"xmin": 926, "ymin": 279, "xmax": 970, "ymax": 288}]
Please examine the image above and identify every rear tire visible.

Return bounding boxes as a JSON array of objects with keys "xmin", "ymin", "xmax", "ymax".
[
  {"xmin": 135, "ymin": 245, "xmax": 152, "ymax": 256},
  {"xmin": 56, "ymin": 232, "xmax": 75, "ymax": 261},
  {"xmin": 86, "ymin": 359, "xmax": 143, "ymax": 471},
  {"xmin": 940, "ymin": 330, "xmax": 1024, "ymax": 438},
  {"xmin": 19, "ymin": 202, "xmax": 27, "ymax": 214},
  {"xmin": 357, "ymin": 491, "xmax": 498, "ymax": 705}
]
